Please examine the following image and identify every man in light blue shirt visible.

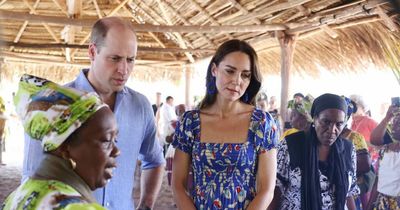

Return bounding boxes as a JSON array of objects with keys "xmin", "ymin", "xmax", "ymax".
[{"xmin": 22, "ymin": 17, "xmax": 165, "ymax": 210}]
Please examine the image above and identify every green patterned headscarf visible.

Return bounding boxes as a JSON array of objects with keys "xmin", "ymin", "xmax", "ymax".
[
  {"xmin": 287, "ymin": 94, "xmax": 314, "ymax": 122},
  {"xmin": 14, "ymin": 74, "xmax": 107, "ymax": 152}
]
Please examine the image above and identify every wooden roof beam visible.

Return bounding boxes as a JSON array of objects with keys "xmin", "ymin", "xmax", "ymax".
[
  {"xmin": 286, "ymin": 0, "xmax": 388, "ymax": 34},
  {"xmin": 0, "ymin": 0, "xmax": 7, "ymax": 7},
  {"xmin": 245, "ymin": 0, "xmax": 279, "ymax": 11},
  {"xmin": 227, "ymin": 0, "xmax": 261, "ymax": 24},
  {"xmin": 188, "ymin": 0, "xmax": 220, "ymax": 25},
  {"xmin": 299, "ymin": 0, "xmax": 387, "ymax": 24},
  {"xmin": 24, "ymin": 1, "xmax": 60, "ymax": 53},
  {"xmin": 255, "ymin": 14, "xmax": 392, "ymax": 53},
  {"xmin": 19, "ymin": 1, "xmax": 62, "ymax": 44},
  {"xmin": 283, "ymin": 5, "xmax": 311, "ymax": 23},
  {"xmin": 299, "ymin": 14, "xmax": 397, "ymax": 39},
  {"xmin": 130, "ymin": 0, "xmax": 207, "ymax": 61},
  {"xmin": 128, "ymin": 2, "xmax": 176, "ymax": 52},
  {"xmin": 156, "ymin": 0, "xmax": 215, "ymax": 47},
  {"xmin": 10, "ymin": 0, "xmax": 41, "ymax": 52},
  {"xmin": 155, "ymin": 0, "xmax": 194, "ymax": 62},
  {"xmin": 131, "ymin": 1, "xmax": 195, "ymax": 50},
  {"xmin": 376, "ymin": 6, "xmax": 398, "ymax": 31},
  {"xmin": 0, "ymin": 10, "xmax": 288, "ymax": 32},
  {"xmin": 218, "ymin": 0, "xmax": 278, "ymax": 23},
  {"xmin": 187, "ymin": 0, "xmax": 234, "ymax": 39},
  {"xmin": 109, "ymin": 0, "xmax": 130, "ymax": 16},
  {"xmin": 51, "ymin": 0, "xmax": 69, "ymax": 17},
  {"xmin": 224, "ymin": 0, "xmax": 312, "ymax": 24},
  {"xmin": 321, "ymin": 25, "xmax": 338, "ymax": 38},
  {"xmin": 297, "ymin": 5, "xmax": 311, "ymax": 16},
  {"xmin": 42, "ymin": 24, "xmax": 61, "ymax": 43},
  {"xmin": 124, "ymin": 3, "xmax": 177, "ymax": 59},
  {"xmin": 316, "ymin": 0, "xmax": 367, "ymax": 15},
  {"xmin": 0, "ymin": 51, "xmax": 187, "ymax": 67},
  {"xmin": 92, "ymin": 0, "xmax": 103, "ymax": 18},
  {"xmin": 1, "ymin": 41, "xmax": 214, "ymax": 53},
  {"xmin": 63, "ymin": 0, "xmax": 82, "ymax": 62}
]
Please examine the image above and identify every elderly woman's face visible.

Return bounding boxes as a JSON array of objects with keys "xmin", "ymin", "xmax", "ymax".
[
  {"xmin": 68, "ymin": 107, "xmax": 119, "ymax": 190},
  {"xmin": 290, "ymin": 109, "xmax": 309, "ymax": 131},
  {"xmin": 314, "ymin": 108, "xmax": 346, "ymax": 146}
]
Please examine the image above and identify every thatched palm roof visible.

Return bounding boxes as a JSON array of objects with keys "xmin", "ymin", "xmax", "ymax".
[{"xmin": 0, "ymin": 0, "xmax": 399, "ymax": 83}]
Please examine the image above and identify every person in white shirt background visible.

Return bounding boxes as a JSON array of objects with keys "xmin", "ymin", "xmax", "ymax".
[{"xmin": 159, "ymin": 96, "xmax": 178, "ymax": 154}]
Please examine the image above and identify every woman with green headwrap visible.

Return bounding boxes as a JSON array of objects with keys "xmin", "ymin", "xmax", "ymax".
[
  {"xmin": 1, "ymin": 74, "xmax": 120, "ymax": 210},
  {"xmin": 280, "ymin": 94, "xmax": 313, "ymax": 140}
]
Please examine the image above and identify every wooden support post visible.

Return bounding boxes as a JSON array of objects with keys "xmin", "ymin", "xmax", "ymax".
[
  {"xmin": 63, "ymin": 0, "xmax": 82, "ymax": 62},
  {"xmin": 277, "ymin": 31, "xmax": 297, "ymax": 123},
  {"xmin": 185, "ymin": 65, "xmax": 192, "ymax": 108}
]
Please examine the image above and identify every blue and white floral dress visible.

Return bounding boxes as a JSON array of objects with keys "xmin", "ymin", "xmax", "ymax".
[{"xmin": 172, "ymin": 109, "xmax": 278, "ymax": 210}]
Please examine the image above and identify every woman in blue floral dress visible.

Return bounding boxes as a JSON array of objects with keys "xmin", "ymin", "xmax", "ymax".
[{"xmin": 172, "ymin": 39, "xmax": 278, "ymax": 210}]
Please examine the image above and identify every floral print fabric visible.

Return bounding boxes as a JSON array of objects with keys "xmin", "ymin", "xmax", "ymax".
[
  {"xmin": 1, "ymin": 179, "xmax": 105, "ymax": 210},
  {"xmin": 373, "ymin": 192, "xmax": 400, "ymax": 210},
  {"xmin": 172, "ymin": 109, "xmax": 277, "ymax": 209}
]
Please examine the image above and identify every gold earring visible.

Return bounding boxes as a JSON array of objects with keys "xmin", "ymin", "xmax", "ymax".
[{"xmin": 69, "ymin": 158, "xmax": 76, "ymax": 170}]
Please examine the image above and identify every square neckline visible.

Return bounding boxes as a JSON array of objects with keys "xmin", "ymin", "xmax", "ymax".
[{"xmin": 196, "ymin": 108, "xmax": 258, "ymax": 145}]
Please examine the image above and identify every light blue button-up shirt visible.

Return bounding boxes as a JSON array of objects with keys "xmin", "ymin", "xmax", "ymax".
[{"xmin": 22, "ymin": 69, "xmax": 165, "ymax": 210}]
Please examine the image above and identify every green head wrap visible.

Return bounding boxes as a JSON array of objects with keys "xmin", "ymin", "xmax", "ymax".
[{"xmin": 14, "ymin": 74, "xmax": 107, "ymax": 152}]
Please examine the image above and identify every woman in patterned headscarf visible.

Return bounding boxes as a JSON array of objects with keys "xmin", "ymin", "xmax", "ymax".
[
  {"xmin": 1, "ymin": 74, "xmax": 120, "ymax": 210},
  {"xmin": 280, "ymin": 94, "xmax": 313, "ymax": 140}
]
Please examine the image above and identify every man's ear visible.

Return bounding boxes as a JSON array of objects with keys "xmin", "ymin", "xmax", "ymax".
[{"xmin": 88, "ymin": 43, "xmax": 97, "ymax": 61}]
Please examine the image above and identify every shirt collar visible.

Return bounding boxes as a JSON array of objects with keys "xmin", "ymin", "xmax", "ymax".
[{"xmin": 75, "ymin": 69, "xmax": 128, "ymax": 95}]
